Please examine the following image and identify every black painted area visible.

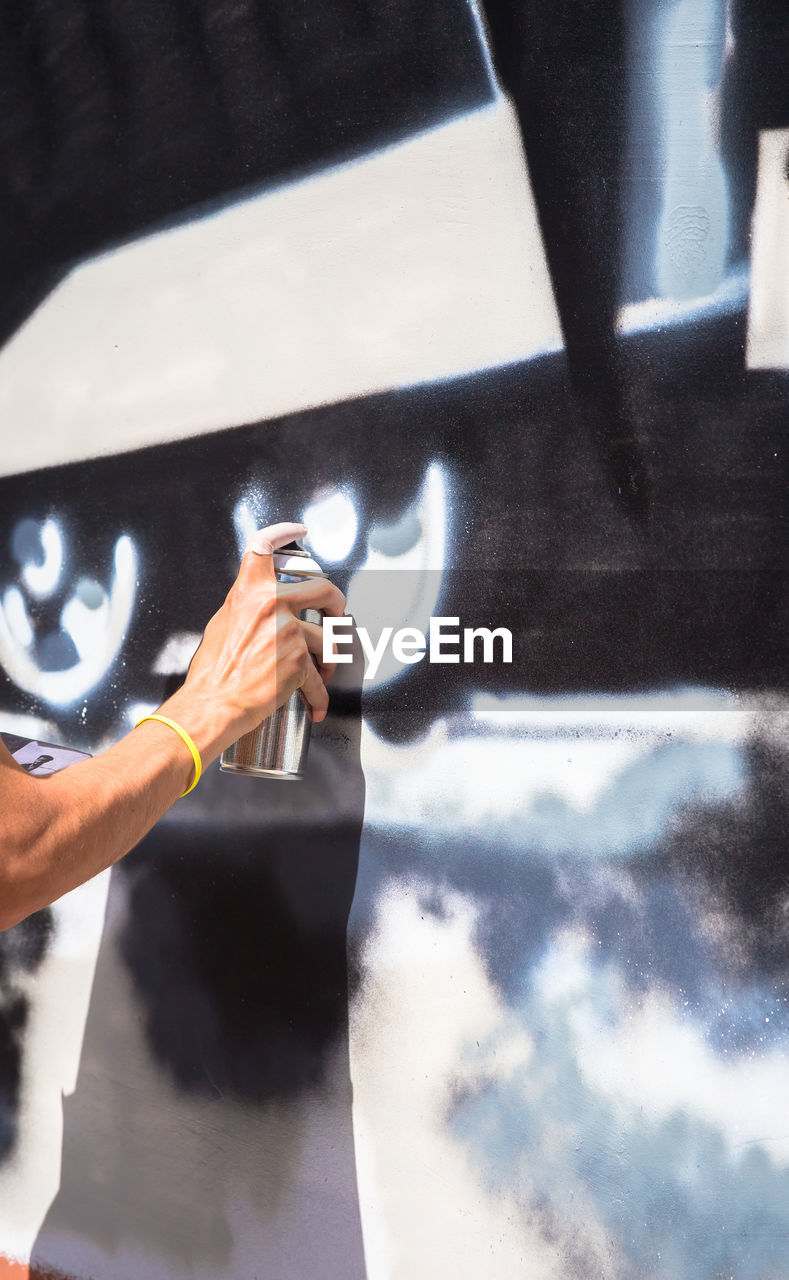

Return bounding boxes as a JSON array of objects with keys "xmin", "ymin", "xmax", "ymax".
[
  {"xmin": 723, "ymin": 0, "xmax": 789, "ymax": 264},
  {"xmin": 483, "ymin": 0, "xmax": 646, "ymax": 510},
  {"xmin": 0, "ymin": 909, "xmax": 53, "ymax": 1161},
  {"xmin": 119, "ymin": 676, "xmax": 364, "ymax": 1104},
  {"xmin": 119, "ymin": 799, "xmax": 364, "ymax": 1102},
  {"xmin": 483, "ymin": 0, "xmax": 626, "ymax": 387},
  {"xmin": 664, "ymin": 740, "xmax": 789, "ymax": 985},
  {"xmin": 0, "ymin": 1, "xmax": 787, "ymax": 511},
  {"xmin": 0, "ymin": 0, "xmax": 492, "ymax": 346},
  {"xmin": 0, "ymin": 312, "xmax": 785, "ymax": 750},
  {"xmin": 480, "ymin": 0, "xmax": 789, "ymax": 512}
]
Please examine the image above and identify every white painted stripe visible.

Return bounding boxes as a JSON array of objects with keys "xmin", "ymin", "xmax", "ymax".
[
  {"xmin": 747, "ymin": 127, "xmax": 789, "ymax": 369},
  {"xmin": 0, "ymin": 100, "xmax": 561, "ymax": 478},
  {"xmin": 618, "ymin": 266, "xmax": 748, "ymax": 335}
]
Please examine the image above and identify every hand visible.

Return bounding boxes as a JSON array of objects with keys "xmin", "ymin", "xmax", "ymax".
[
  {"xmin": 0, "ymin": 526, "xmax": 345, "ymax": 925},
  {"xmin": 170, "ymin": 522, "xmax": 346, "ymax": 758}
]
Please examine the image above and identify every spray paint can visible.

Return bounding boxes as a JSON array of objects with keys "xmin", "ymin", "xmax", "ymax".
[{"xmin": 219, "ymin": 545, "xmax": 326, "ymax": 780}]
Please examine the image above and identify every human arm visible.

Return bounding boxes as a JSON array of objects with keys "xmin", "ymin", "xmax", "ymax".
[{"xmin": 0, "ymin": 522, "xmax": 344, "ymax": 930}]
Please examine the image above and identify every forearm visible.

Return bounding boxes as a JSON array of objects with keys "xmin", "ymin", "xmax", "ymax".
[
  {"xmin": 1, "ymin": 690, "xmax": 230, "ymax": 930},
  {"xmin": 0, "ymin": 521, "xmax": 344, "ymax": 929}
]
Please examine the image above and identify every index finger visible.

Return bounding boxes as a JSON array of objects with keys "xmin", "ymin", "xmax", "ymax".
[
  {"xmin": 246, "ymin": 522, "xmax": 308, "ymax": 558},
  {"xmin": 238, "ymin": 522, "xmax": 308, "ymax": 584}
]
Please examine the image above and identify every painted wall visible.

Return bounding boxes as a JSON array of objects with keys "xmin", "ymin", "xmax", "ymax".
[{"xmin": 0, "ymin": 2, "xmax": 787, "ymax": 1277}]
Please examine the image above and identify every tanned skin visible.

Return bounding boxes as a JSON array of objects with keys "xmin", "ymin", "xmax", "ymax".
[{"xmin": 0, "ymin": 522, "xmax": 344, "ymax": 930}]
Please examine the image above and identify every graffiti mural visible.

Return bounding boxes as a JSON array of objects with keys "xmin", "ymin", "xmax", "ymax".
[{"xmin": 0, "ymin": 1, "xmax": 787, "ymax": 1278}]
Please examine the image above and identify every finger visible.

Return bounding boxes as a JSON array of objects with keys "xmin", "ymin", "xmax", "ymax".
[
  {"xmin": 237, "ymin": 521, "xmax": 308, "ymax": 588},
  {"xmin": 298, "ymin": 655, "xmax": 330, "ymax": 722},
  {"xmin": 308, "ymin": 650, "xmax": 337, "ymax": 685},
  {"xmin": 246, "ymin": 521, "xmax": 307, "ymax": 557},
  {"xmin": 279, "ymin": 576, "xmax": 346, "ymax": 618},
  {"xmin": 300, "ymin": 619, "xmax": 337, "ymax": 684},
  {"xmin": 300, "ymin": 618, "xmax": 328, "ymax": 656}
]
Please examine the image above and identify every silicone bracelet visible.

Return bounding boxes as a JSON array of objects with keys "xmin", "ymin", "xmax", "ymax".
[{"xmin": 134, "ymin": 714, "xmax": 202, "ymax": 797}]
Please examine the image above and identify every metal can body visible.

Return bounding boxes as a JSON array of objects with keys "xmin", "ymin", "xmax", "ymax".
[{"xmin": 219, "ymin": 548, "xmax": 325, "ymax": 780}]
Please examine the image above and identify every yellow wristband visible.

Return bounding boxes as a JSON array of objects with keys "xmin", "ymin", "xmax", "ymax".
[{"xmin": 134, "ymin": 714, "xmax": 202, "ymax": 797}]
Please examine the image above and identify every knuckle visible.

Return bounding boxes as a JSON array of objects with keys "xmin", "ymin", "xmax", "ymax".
[
  {"xmin": 322, "ymin": 580, "xmax": 346, "ymax": 612},
  {"xmin": 276, "ymin": 607, "xmax": 299, "ymax": 636},
  {"xmin": 284, "ymin": 640, "xmax": 309, "ymax": 677}
]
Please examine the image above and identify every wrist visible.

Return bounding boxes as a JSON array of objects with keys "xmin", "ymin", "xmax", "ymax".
[
  {"xmin": 155, "ymin": 688, "xmax": 239, "ymax": 767},
  {"xmin": 134, "ymin": 714, "xmax": 202, "ymax": 796}
]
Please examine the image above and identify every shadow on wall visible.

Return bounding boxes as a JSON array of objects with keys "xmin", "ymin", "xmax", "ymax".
[
  {"xmin": 118, "ymin": 790, "xmax": 365, "ymax": 1102},
  {"xmin": 30, "ymin": 665, "xmax": 368, "ymax": 1280}
]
